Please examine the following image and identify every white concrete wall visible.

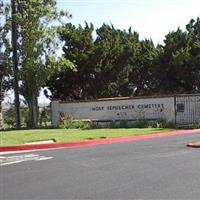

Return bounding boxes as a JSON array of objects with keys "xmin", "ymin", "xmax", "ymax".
[{"xmin": 51, "ymin": 97, "xmax": 175, "ymax": 127}]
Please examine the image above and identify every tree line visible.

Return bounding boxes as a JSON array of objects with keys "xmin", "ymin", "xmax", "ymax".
[
  {"xmin": 0, "ymin": 0, "xmax": 200, "ymax": 128},
  {"xmin": 47, "ymin": 19, "xmax": 200, "ymax": 100}
]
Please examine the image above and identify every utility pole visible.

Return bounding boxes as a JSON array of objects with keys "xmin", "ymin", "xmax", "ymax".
[{"xmin": 11, "ymin": 0, "xmax": 21, "ymax": 129}]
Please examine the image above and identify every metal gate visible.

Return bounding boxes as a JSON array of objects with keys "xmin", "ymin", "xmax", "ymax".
[{"xmin": 175, "ymin": 94, "xmax": 200, "ymax": 127}]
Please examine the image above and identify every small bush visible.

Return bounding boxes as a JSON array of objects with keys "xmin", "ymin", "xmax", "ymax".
[
  {"xmin": 108, "ymin": 120, "xmax": 129, "ymax": 128},
  {"xmin": 59, "ymin": 113, "xmax": 73, "ymax": 128},
  {"xmin": 90, "ymin": 121, "xmax": 101, "ymax": 129},
  {"xmin": 67, "ymin": 120, "xmax": 92, "ymax": 129},
  {"xmin": 118, "ymin": 120, "xmax": 129, "ymax": 128},
  {"xmin": 59, "ymin": 113, "xmax": 101, "ymax": 129},
  {"xmin": 150, "ymin": 118, "xmax": 175, "ymax": 129},
  {"xmin": 108, "ymin": 120, "xmax": 117, "ymax": 128},
  {"xmin": 164, "ymin": 120, "xmax": 175, "ymax": 128},
  {"xmin": 39, "ymin": 107, "xmax": 51, "ymax": 127},
  {"xmin": 192, "ymin": 121, "xmax": 200, "ymax": 129},
  {"xmin": 155, "ymin": 118, "xmax": 166, "ymax": 128},
  {"xmin": 134, "ymin": 119, "xmax": 149, "ymax": 128}
]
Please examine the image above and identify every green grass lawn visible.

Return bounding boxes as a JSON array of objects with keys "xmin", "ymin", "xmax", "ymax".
[{"xmin": 0, "ymin": 128, "xmax": 175, "ymax": 147}]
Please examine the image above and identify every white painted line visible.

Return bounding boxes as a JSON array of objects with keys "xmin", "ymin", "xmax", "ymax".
[
  {"xmin": 0, "ymin": 154, "xmax": 53, "ymax": 166},
  {"xmin": 36, "ymin": 157, "xmax": 53, "ymax": 161},
  {"xmin": 1, "ymin": 161, "xmax": 23, "ymax": 166}
]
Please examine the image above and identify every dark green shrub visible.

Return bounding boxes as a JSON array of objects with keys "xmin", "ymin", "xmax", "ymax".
[
  {"xmin": 68, "ymin": 120, "xmax": 92, "ymax": 129},
  {"xmin": 59, "ymin": 113, "xmax": 73, "ymax": 128},
  {"xmin": 164, "ymin": 120, "xmax": 175, "ymax": 128},
  {"xmin": 108, "ymin": 120, "xmax": 117, "ymax": 128},
  {"xmin": 134, "ymin": 119, "xmax": 149, "ymax": 128},
  {"xmin": 191, "ymin": 121, "xmax": 200, "ymax": 129},
  {"xmin": 59, "ymin": 113, "xmax": 102, "ymax": 129},
  {"xmin": 39, "ymin": 107, "xmax": 51, "ymax": 127},
  {"xmin": 90, "ymin": 121, "xmax": 101, "ymax": 129},
  {"xmin": 151, "ymin": 118, "xmax": 175, "ymax": 128},
  {"xmin": 118, "ymin": 120, "xmax": 129, "ymax": 128},
  {"xmin": 3, "ymin": 105, "xmax": 15, "ymax": 128}
]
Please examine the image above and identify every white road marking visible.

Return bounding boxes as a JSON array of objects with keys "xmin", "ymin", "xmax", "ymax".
[
  {"xmin": 0, "ymin": 154, "xmax": 53, "ymax": 166},
  {"xmin": 1, "ymin": 161, "xmax": 23, "ymax": 166}
]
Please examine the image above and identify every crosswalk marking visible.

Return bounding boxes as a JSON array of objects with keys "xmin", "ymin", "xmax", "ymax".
[{"xmin": 0, "ymin": 154, "xmax": 53, "ymax": 166}]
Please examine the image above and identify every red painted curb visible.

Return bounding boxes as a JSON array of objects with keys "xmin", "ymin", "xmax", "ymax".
[{"xmin": 0, "ymin": 129, "xmax": 200, "ymax": 152}]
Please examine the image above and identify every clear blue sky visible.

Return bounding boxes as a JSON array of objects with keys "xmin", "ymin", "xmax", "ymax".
[
  {"xmin": 57, "ymin": 0, "xmax": 200, "ymax": 45},
  {"xmin": 3, "ymin": 0, "xmax": 200, "ymax": 44}
]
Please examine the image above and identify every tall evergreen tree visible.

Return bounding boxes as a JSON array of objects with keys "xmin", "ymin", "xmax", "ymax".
[
  {"xmin": 94, "ymin": 24, "xmax": 140, "ymax": 97},
  {"xmin": 0, "ymin": 1, "xmax": 11, "ymax": 128},
  {"xmin": 128, "ymin": 39, "xmax": 159, "ymax": 96},
  {"xmin": 47, "ymin": 22, "xmax": 95, "ymax": 100},
  {"xmin": 186, "ymin": 18, "xmax": 200, "ymax": 92},
  {"xmin": 156, "ymin": 18, "xmax": 200, "ymax": 94}
]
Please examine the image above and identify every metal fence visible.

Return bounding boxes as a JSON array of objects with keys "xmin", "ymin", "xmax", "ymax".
[{"xmin": 175, "ymin": 94, "xmax": 200, "ymax": 127}]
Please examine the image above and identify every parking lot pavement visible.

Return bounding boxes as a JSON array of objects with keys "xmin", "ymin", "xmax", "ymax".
[{"xmin": 0, "ymin": 130, "xmax": 200, "ymax": 200}]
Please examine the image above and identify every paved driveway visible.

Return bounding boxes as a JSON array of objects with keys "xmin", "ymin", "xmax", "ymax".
[{"xmin": 1, "ymin": 131, "xmax": 200, "ymax": 200}]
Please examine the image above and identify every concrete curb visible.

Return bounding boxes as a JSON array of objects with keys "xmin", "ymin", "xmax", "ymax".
[{"xmin": 1, "ymin": 129, "xmax": 200, "ymax": 153}]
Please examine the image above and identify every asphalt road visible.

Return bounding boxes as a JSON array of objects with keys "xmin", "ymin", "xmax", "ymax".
[{"xmin": 1, "ymin": 131, "xmax": 200, "ymax": 200}]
